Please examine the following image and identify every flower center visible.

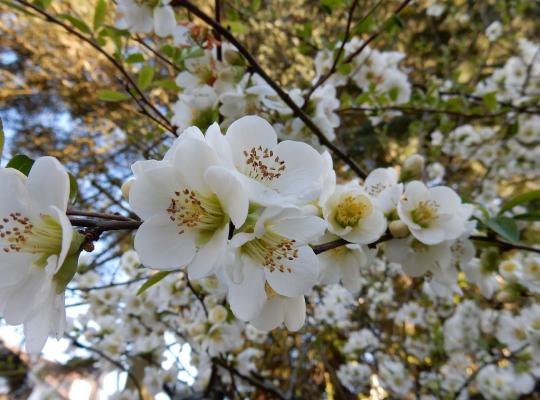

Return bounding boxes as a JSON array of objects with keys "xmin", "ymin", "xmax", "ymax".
[
  {"xmin": 241, "ymin": 231, "xmax": 298, "ymax": 273},
  {"xmin": 134, "ymin": 0, "xmax": 160, "ymax": 8},
  {"xmin": 166, "ymin": 189, "xmax": 225, "ymax": 234},
  {"xmin": 242, "ymin": 146, "xmax": 286, "ymax": 183},
  {"xmin": 0, "ymin": 213, "xmax": 63, "ymax": 262},
  {"xmin": 335, "ymin": 194, "xmax": 372, "ymax": 227},
  {"xmin": 411, "ymin": 200, "xmax": 439, "ymax": 228}
]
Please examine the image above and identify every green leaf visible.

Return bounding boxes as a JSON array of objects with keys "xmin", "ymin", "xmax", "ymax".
[
  {"xmin": 68, "ymin": 173, "xmax": 78, "ymax": 203},
  {"xmin": 93, "ymin": 0, "xmax": 107, "ymax": 31},
  {"xmin": 137, "ymin": 271, "xmax": 172, "ymax": 296},
  {"xmin": 0, "ymin": 0, "xmax": 36, "ymax": 15},
  {"xmin": 251, "ymin": 0, "xmax": 261, "ymax": 11},
  {"xmin": 337, "ymin": 63, "xmax": 352, "ymax": 75},
  {"xmin": 482, "ymin": 92, "xmax": 497, "ymax": 111},
  {"xmin": 484, "ymin": 217, "xmax": 519, "ymax": 242},
  {"xmin": 33, "ymin": 0, "xmax": 53, "ymax": 8},
  {"xmin": 97, "ymin": 90, "xmax": 130, "ymax": 102},
  {"xmin": 226, "ymin": 20, "xmax": 248, "ymax": 34},
  {"xmin": 125, "ymin": 53, "xmax": 145, "ymax": 64},
  {"xmin": 153, "ymin": 79, "xmax": 180, "ymax": 91},
  {"xmin": 57, "ymin": 14, "xmax": 92, "ymax": 34},
  {"xmin": 514, "ymin": 212, "xmax": 540, "ymax": 221},
  {"xmin": 6, "ymin": 154, "xmax": 34, "ymax": 176},
  {"xmin": 499, "ymin": 190, "xmax": 540, "ymax": 215},
  {"xmin": 354, "ymin": 15, "xmax": 374, "ymax": 34},
  {"xmin": 137, "ymin": 65, "xmax": 154, "ymax": 90}
]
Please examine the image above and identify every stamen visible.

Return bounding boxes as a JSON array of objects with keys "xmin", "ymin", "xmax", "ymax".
[
  {"xmin": 166, "ymin": 188, "xmax": 225, "ymax": 234},
  {"xmin": 242, "ymin": 232, "xmax": 298, "ymax": 274},
  {"xmin": 335, "ymin": 194, "xmax": 373, "ymax": 227},
  {"xmin": 242, "ymin": 147, "xmax": 286, "ymax": 183},
  {"xmin": 411, "ymin": 200, "xmax": 439, "ymax": 228}
]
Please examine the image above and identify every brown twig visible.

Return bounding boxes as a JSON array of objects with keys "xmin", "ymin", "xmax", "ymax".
[{"xmin": 171, "ymin": 0, "xmax": 368, "ymax": 179}]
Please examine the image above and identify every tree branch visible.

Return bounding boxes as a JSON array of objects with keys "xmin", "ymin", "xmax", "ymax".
[{"xmin": 171, "ymin": 0, "xmax": 368, "ymax": 179}]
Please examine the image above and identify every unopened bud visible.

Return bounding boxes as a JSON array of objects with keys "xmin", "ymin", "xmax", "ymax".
[
  {"xmin": 224, "ymin": 49, "xmax": 243, "ymax": 66},
  {"xmin": 208, "ymin": 305, "xmax": 228, "ymax": 324},
  {"xmin": 495, "ymin": 288, "xmax": 516, "ymax": 303},
  {"xmin": 401, "ymin": 154, "xmax": 425, "ymax": 181},
  {"xmin": 389, "ymin": 220, "xmax": 409, "ymax": 238},
  {"xmin": 121, "ymin": 179, "xmax": 134, "ymax": 201}
]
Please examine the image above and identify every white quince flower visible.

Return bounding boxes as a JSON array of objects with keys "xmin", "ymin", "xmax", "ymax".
[
  {"xmin": 363, "ymin": 167, "xmax": 403, "ymax": 214},
  {"xmin": 322, "ymin": 182, "xmax": 387, "ymax": 244},
  {"xmin": 225, "ymin": 207, "xmax": 325, "ymax": 324},
  {"xmin": 129, "ymin": 127, "xmax": 248, "ymax": 279},
  {"xmin": 217, "ymin": 115, "xmax": 326, "ymax": 207},
  {"xmin": 250, "ymin": 294, "xmax": 306, "ymax": 332},
  {"xmin": 116, "ymin": 0, "xmax": 175, "ymax": 37},
  {"xmin": 397, "ymin": 181, "xmax": 472, "ymax": 245},
  {"xmin": 0, "ymin": 157, "xmax": 79, "ymax": 353}
]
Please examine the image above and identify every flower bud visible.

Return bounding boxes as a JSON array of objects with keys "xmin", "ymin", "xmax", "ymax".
[
  {"xmin": 121, "ymin": 179, "xmax": 134, "ymax": 201},
  {"xmin": 389, "ymin": 220, "xmax": 409, "ymax": 238},
  {"xmin": 400, "ymin": 154, "xmax": 425, "ymax": 181},
  {"xmin": 209, "ymin": 305, "xmax": 228, "ymax": 324}
]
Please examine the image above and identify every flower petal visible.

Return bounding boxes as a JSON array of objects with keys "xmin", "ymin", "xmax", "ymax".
[
  {"xmin": 129, "ymin": 164, "xmax": 182, "ymax": 220},
  {"xmin": 134, "ymin": 213, "xmax": 197, "ymax": 270},
  {"xmin": 227, "ymin": 259, "xmax": 266, "ymax": 321},
  {"xmin": 27, "ymin": 157, "xmax": 70, "ymax": 214},
  {"xmin": 283, "ymin": 296, "xmax": 306, "ymax": 331},
  {"xmin": 250, "ymin": 296, "xmax": 285, "ymax": 331},
  {"xmin": 205, "ymin": 166, "xmax": 248, "ymax": 227},
  {"xmin": 225, "ymin": 115, "xmax": 277, "ymax": 168},
  {"xmin": 187, "ymin": 225, "xmax": 228, "ymax": 280},
  {"xmin": 265, "ymin": 245, "xmax": 319, "ymax": 297}
]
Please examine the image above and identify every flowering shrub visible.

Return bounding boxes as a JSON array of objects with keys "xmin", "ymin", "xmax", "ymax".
[{"xmin": 1, "ymin": 0, "xmax": 539, "ymax": 398}]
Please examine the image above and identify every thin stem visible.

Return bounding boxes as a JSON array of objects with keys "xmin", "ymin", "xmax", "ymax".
[
  {"xmin": 15, "ymin": 0, "xmax": 177, "ymax": 136},
  {"xmin": 171, "ymin": 0, "xmax": 368, "ymax": 179}
]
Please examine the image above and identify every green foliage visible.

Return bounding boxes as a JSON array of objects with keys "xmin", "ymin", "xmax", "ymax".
[
  {"xmin": 483, "ymin": 216, "xmax": 520, "ymax": 242},
  {"xmin": 6, "ymin": 154, "xmax": 34, "ymax": 176},
  {"xmin": 125, "ymin": 53, "xmax": 145, "ymax": 64},
  {"xmin": 499, "ymin": 190, "xmax": 540, "ymax": 215},
  {"xmin": 57, "ymin": 13, "xmax": 92, "ymax": 34},
  {"xmin": 97, "ymin": 90, "xmax": 130, "ymax": 102},
  {"xmin": 93, "ymin": 0, "xmax": 107, "ymax": 31},
  {"xmin": 137, "ymin": 271, "xmax": 172, "ymax": 296},
  {"xmin": 137, "ymin": 65, "xmax": 155, "ymax": 90}
]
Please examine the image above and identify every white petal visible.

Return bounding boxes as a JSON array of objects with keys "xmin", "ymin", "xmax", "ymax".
[
  {"xmin": 271, "ymin": 140, "xmax": 324, "ymax": 203},
  {"xmin": 172, "ymin": 138, "xmax": 221, "ymax": 195},
  {"xmin": 270, "ymin": 214, "xmax": 327, "ymax": 244},
  {"xmin": 2, "ymin": 268, "xmax": 47, "ymax": 325},
  {"xmin": 265, "ymin": 245, "xmax": 319, "ymax": 297},
  {"xmin": 0, "ymin": 252, "xmax": 36, "ymax": 287},
  {"xmin": 129, "ymin": 164, "xmax": 181, "ymax": 220},
  {"xmin": 250, "ymin": 296, "xmax": 285, "ymax": 331},
  {"xmin": 205, "ymin": 166, "xmax": 248, "ymax": 227},
  {"xmin": 0, "ymin": 168, "xmax": 29, "ymax": 218},
  {"xmin": 226, "ymin": 115, "xmax": 277, "ymax": 168},
  {"xmin": 27, "ymin": 157, "xmax": 70, "ymax": 214},
  {"xmin": 227, "ymin": 260, "xmax": 266, "ymax": 321},
  {"xmin": 153, "ymin": 5, "xmax": 175, "ymax": 37},
  {"xmin": 187, "ymin": 225, "xmax": 228, "ymax": 280},
  {"xmin": 50, "ymin": 206, "xmax": 74, "ymax": 273},
  {"xmin": 205, "ymin": 123, "xmax": 235, "ymax": 168},
  {"xmin": 283, "ymin": 296, "xmax": 306, "ymax": 331},
  {"xmin": 134, "ymin": 213, "xmax": 197, "ymax": 270}
]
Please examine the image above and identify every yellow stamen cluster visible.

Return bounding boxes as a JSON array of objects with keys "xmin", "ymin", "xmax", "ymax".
[
  {"xmin": 166, "ymin": 189, "xmax": 225, "ymax": 234},
  {"xmin": 411, "ymin": 200, "xmax": 439, "ymax": 228},
  {"xmin": 242, "ymin": 232, "xmax": 298, "ymax": 273},
  {"xmin": 243, "ymin": 146, "xmax": 286, "ymax": 183},
  {"xmin": 0, "ymin": 213, "xmax": 62, "ymax": 256},
  {"xmin": 335, "ymin": 194, "xmax": 373, "ymax": 227}
]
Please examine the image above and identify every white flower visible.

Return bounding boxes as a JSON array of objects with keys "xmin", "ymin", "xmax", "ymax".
[
  {"xmin": 486, "ymin": 21, "xmax": 503, "ymax": 42},
  {"xmin": 225, "ymin": 207, "xmax": 325, "ymax": 323},
  {"xmin": 363, "ymin": 167, "xmax": 403, "ymax": 214},
  {"xmin": 0, "ymin": 157, "xmax": 78, "ymax": 353},
  {"xmin": 337, "ymin": 362, "xmax": 372, "ymax": 394},
  {"xmin": 323, "ymin": 182, "xmax": 387, "ymax": 244},
  {"xmin": 318, "ymin": 240, "xmax": 374, "ymax": 293},
  {"xmin": 398, "ymin": 181, "xmax": 473, "ymax": 245},
  {"xmin": 219, "ymin": 115, "xmax": 326, "ymax": 207},
  {"xmin": 250, "ymin": 294, "xmax": 306, "ymax": 332},
  {"xmin": 116, "ymin": 0, "xmax": 175, "ymax": 37},
  {"xmin": 129, "ymin": 125, "xmax": 248, "ymax": 278},
  {"xmin": 343, "ymin": 329, "xmax": 379, "ymax": 353},
  {"xmin": 496, "ymin": 311, "xmax": 528, "ymax": 351}
]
